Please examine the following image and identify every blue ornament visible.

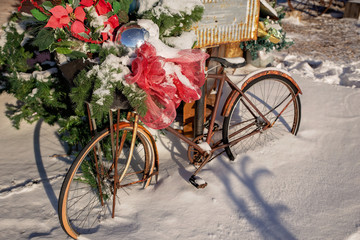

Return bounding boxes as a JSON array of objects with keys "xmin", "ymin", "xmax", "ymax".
[{"xmin": 115, "ymin": 23, "xmax": 149, "ymax": 48}]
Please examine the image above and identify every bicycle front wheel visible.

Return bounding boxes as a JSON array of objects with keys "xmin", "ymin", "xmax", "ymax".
[
  {"xmin": 223, "ymin": 74, "xmax": 301, "ymax": 160},
  {"xmin": 58, "ymin": 123, "xmax": 156, "ymax": 239}
]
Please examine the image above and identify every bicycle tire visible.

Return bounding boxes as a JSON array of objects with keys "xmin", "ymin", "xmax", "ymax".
[
  {"xmin": 223, "ymin": 74, "xmax": 301, "ymax": 160},
  {"xmin": 58, "ymin": 123, "xmax": 156, "ymax": 239}
]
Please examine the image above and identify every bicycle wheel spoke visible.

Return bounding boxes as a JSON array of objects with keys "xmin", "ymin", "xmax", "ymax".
[
  {"xmin": 223, "ymin": 75, "xmax": 301, "ymax": 159},
  {"xmin": 59, "ymin": 123, "xmax": 155, "ymax": 239},
  {"xmin": 69, "ymin": 194, "xmax": 99, "ymax": 221},
  {"xmin": 67, "ymin": 187, "xmax": 95, "ymax": 210}
]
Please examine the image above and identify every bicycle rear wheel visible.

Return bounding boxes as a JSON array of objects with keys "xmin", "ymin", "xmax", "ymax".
[
  {"xmin": 223, "ymin": 74, "xmax": 301, "ymax": 160},
  {"xmin": 58, "ymin": 123, "xmax": 156, "ymax": 239}
]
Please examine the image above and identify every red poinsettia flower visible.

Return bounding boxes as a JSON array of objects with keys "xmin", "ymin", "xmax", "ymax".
[
  {"xmin": 101, "ymin": 15, "xmax": 119, "ymax": 41},
  {"xmin": 70, "ymin": 7, "xmax": 86, "ymax": 34},
  {"xmin": 80, "ymin": 0, "xmax": 95, "ymax": 7},
  {"xmin": 105, "ymin": 14, "xmax": 119, "ymax": 29},
  {"xmin": 44, "ymin": 5, "xmax": 70, "ymax": 29},
  {"xmin": 80, "ymin": 0, "xmax": 112, "ymax": 15},
  {"xmin": 45, "ymin": 4, "xmax": 86, "ymax": 34}
]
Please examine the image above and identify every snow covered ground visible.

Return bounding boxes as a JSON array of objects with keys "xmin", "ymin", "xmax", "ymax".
[{"xmin": 1, "ymin": 14, "xmax": 360, "ymax": 240}]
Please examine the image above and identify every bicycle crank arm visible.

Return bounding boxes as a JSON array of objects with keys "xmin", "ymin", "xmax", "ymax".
[{"xmin": 189, "ymin": 175, "xmax": 207, "ymax": 189}]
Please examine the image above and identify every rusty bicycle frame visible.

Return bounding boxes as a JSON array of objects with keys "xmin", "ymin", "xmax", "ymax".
[
  {"xmin": 90, "ymin": 64, "xmax": 299, "ymax": 190},
  {"xmin": 163, "ymin": 64, "xmax": 301, "ymax": 179},
  {"xmin": 82, "ymin": 58, "xmax": 300, "ymax": 224}
]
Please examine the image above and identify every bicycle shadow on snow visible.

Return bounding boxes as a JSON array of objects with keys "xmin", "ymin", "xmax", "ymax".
[
  {"xmin": 155, "ymin": 129, "xmax": 296, "ymax": 239},
  {"xmin": 156, "ymin": 130, "xmax": 196, "ymax": 184},
  {"xmin": 31, "ymin": 119, "xmax": 80, "ymax": 238},
  {"xmin": 33, "ymin": 119, "xmax": 72, "ymax": 212},
  {"xmin": 215, "ymin": 155, "xmax": 296, "ymax": 240},
  {"xmin": 31, "ymin": 119, "xmax": 77, "ymax": 238},
  {"xmin": 157, "ymin": 131, "xmax": 296, "ymax": 239}
]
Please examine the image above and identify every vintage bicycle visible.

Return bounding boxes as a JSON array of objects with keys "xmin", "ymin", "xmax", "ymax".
[{"xmin": 58, "ymin": 54, "xmax": 302, "ymax": 239}]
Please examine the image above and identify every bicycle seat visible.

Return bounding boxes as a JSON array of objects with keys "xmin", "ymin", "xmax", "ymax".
[{"xmin": 209, "ymin": 57, "xmax": 246, "ymax": 68}]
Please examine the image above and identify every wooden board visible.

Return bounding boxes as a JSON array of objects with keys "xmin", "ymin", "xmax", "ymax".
[{"xmin": 344, "ymin": 0, "xmax": 360, "ymax": 19}]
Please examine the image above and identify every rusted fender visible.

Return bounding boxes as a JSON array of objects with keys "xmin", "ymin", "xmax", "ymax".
[
  {"xmin": 115, "ymin": 122, "xmax": 159, "ymax": 186},
  {"xmin": 222, "ymin": 68, "xmax": 302, "ymax": 117},
  {"xmin": 240, "ymin": 67, "xmax": 302, "ymax": 93}
]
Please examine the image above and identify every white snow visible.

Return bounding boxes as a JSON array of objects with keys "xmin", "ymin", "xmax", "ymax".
[
  {"xmin": 85, "ymin": 7, "xmax": 108, "ymax": 30},
  {"xmin": 164, "ymin": 62, "xmax": 196, "ymax": 90},
  {"xmin": 32, "ymin": 68, "xmax": 58, "ymax": 82},
  {"xmin": 197, "ymin": 141, "xmax": 212, "ymax": 154},
  {"xmin": 1, "ymin": 15, "xmax": 360, "ymax": 240},
  {"xmin": 138, "ymin": 0, "xmax": 159, "ymax": 14},
  {"xmin": 273, "ymin": 53, "xmax": 360, "ymax": 87},
  {"xmin": 161, "ymin": 0, "xmax": 203, "ymax": 15},
  {"xmin": 164, "ymin": 31, "xmax": 198, "ymax": 49},
  {"xmin": 281, "ymin": 15, "xmax": 304, "ymax": 25},
  {"xmin": 29, "ymin": 88, "xmax": 38, "ymax": 97},
  {"xmin": 138, "ymin": 0, "xmax": 203, "ymax": 15},
  {"xmin": 89, "ymin": 54, "xmax": 130, "ymax": 105},
  {"xmin": 225, "ymin": 57, "xmax": 246, "ymax": 64},
  {"xmin": 137, "ymin": 19, "xmax": 184, "ymax": 58}
]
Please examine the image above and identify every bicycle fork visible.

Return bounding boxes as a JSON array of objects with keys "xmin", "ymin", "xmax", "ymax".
[{"xmin": 110, "ymin": 112, "xmax": 140, "ymax": 218}]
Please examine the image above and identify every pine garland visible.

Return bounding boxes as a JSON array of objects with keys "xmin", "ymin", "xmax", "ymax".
[
  {"xmin": 69, "ymin": 50, "xmax": 147, "ymax": 121},
  {"xmin": 142, "ymin": 5, "xmax": 204, "ymax": 38},
  {"xmin": 0, "ymin": 15, "xmax": 146, "ymax": 152},
  {"xmin": 242, "ymin": 31, "xmax": 293, "ymax": 60},
  {"xmin": 0, "ymin": 0, "xmax": 205, "ymax": 153},
  {"xmin": 241, "ymin": 4, "xmax": 293, "ymax": 60},
  {"xmin": 0, "ymin": 24, "xmax": 33, "ymax": 73},
  {"xmin": 119, "ymin": 83, "xmax": 147, "ymax": 117}
]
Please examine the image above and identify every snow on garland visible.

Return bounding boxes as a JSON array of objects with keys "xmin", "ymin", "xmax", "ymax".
[{"xmin": 0, "ymin": 0, "xmax": 206, "ymax": 148}]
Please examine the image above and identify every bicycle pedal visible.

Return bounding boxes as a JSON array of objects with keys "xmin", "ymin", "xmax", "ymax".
[{"xmin": 189, "ymin": 175, "xmax": 207, "ymax": 189}]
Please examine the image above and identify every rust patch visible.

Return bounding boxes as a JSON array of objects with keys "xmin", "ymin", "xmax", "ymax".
[
  {"xmin": 241, "ymin": 70, "xmax": 303, "ymax": 94},
  {"xmin": 193, "ymin": 0, "xmax": 260, "ymax": 49},
  {"xmin": 221, "ymin": 70, "xmax": 302, "ymax": 118},
  {"xmin": 222, "ymin": 90, "xmax": 240, "ymax": 117}
]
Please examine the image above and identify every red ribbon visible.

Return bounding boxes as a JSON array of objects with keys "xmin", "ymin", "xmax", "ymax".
[{"xmin": 126, "ymin": 42, "xmax": 209, "ymax": 129}]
